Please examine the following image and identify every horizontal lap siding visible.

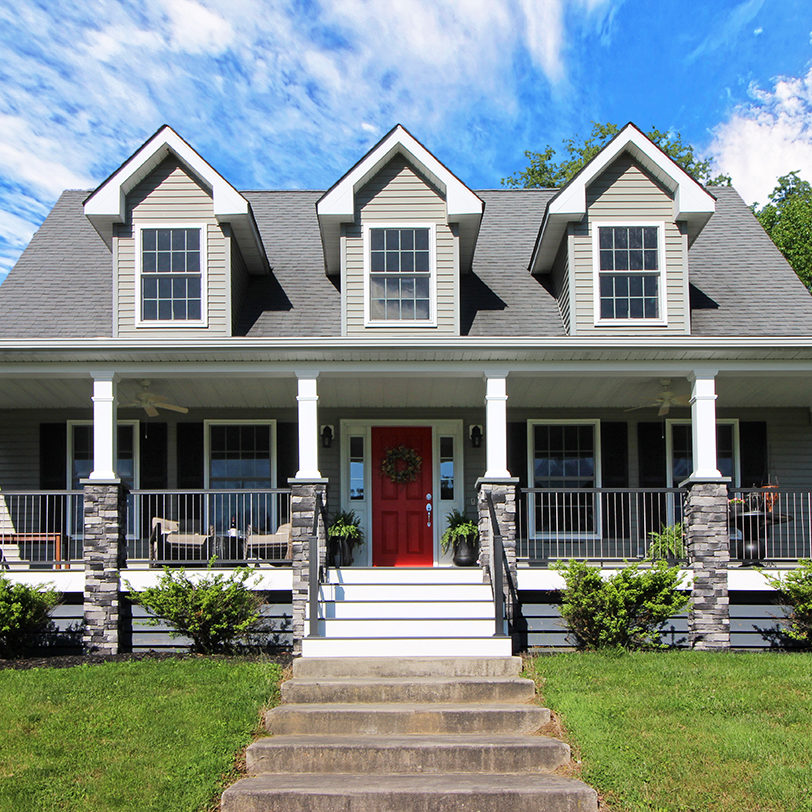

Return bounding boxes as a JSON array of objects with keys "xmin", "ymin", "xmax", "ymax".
[
  {"xmin": 116, "ymin": 157, "xmax": 230, "ymax": 337},
  {"xmin": 345, "ymin": 156, "xmax": 457, "ymax": 336},
  {"xmin": 551, "ymin": 236, "xmax": 571, "ymax": 334},
  {"xmin": 572, "ymin": 155, "xmax": 688, "ymax": 335}
]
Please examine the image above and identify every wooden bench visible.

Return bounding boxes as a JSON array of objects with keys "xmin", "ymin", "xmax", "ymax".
[{"xmin": 0, "ymin": 532, "xmax": 67, "ymax": 569}]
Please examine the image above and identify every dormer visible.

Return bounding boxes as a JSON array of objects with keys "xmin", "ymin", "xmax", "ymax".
[
  {"xmin": 317, "ymin": 125, "xmax": 483, "ymax": 335},
  {"xmin": 530, "ymin": 123, "xmax": 716, "ymax": 335},
  {"xmin": 84, "ymin": 126, "xmax": 268, "ymax": 336}
]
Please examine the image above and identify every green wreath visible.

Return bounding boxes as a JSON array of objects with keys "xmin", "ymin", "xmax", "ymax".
[{"xmin": 381, "ymin": 445, "xmax": 423, "ymax": 484}]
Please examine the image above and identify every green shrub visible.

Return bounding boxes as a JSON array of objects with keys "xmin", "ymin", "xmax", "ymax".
[
  {"xmin": 127, "ymin": 564, "xmax": 263, "ymax": 653},
  {"xmin": 554, "ymin": 559, "xmax": 690, "ymax": 650},
  {"xmin": 440, "ymin": 508, "xmax": 479, "ymax": 553},
  {"xmin": 0, "ymin": 576, "xmax": 59, "ymax": 657},
  {"xmin": 646, "ymin": 521, "xmax": 686, "ymax": 561},
  {"xmin": 761, "ymin": 559, "xmax": 812, "ymax": 647}
]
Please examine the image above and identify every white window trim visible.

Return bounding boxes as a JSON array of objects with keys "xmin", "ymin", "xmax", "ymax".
[
  {"xmin": 202, "ymin": 420, "xmax": 278, "ymax": 489},
  {"xmin": 134, "ymin": 221, "xmax": 208, "ymax": 328},
  {"xmin": 339, "ymin": 419, "xmax": 464, "ymax": 566},
  {"xmin": 362, "ymin": 222, "xmax": 438, "ymax": 328},
  {"xmin": 591, "ymin": 221, "xmax": 667, "ymax": 328},
  {"xmin": 526, "ymin": 419, "xmax": 603, "ymax": 540},
  {"xmin": 665, "ymin": 418, "xmax": 740, "ymax": 488}
]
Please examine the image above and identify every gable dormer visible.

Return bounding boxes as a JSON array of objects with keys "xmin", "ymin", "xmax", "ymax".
[
  {"xmin": 317, "ymin": 125, "xmax": 483, "ymax": 335},
  {"xmin": 84, "ymin": 126, "xmax": 268, "ymax": 337},
  {"xmin": 531, "ymin": 123, "xmax": 716, "ymax": 336}
]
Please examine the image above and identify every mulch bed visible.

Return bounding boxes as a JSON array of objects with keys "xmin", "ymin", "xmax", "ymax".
[{"xmin": 0, "ymin": 651, "xmax": 293, "ymax": 671}]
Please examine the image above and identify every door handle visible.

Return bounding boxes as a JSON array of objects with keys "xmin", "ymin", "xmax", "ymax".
[{"xmin": 426, "ymin": 502, "xmax": 432, "ymax": 528}]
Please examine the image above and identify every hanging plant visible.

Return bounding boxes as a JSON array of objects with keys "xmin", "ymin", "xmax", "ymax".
[{"xmin": 381, "ymin": 445, "xmax": 423, "ymax": 484}]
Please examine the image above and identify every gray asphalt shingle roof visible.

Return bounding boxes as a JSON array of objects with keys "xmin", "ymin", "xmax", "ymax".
[{"xmin": 0, "ymin": 185, "xmax": 809, "ymax": 339}]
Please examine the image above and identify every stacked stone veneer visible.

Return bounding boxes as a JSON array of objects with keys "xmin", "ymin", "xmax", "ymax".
[
  {"xmin": 82, "ymin": 483, "xmax": 127, "ymax": 655},
  {"xmin": 685, "ymin": 481, "xmax": 730, "ymax": 650},
  {"xmin": 290, "ymin": 479, "xmax": 328, "ymax": 655}
]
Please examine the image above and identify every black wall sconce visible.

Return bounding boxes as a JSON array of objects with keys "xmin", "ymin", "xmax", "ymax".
[
  {"xmin": 321, "ymin": 425, "xmax": 334, "ymax": 448},
  {"xmin": 469, "ymin": 424, "xmax": 483, "ymax": 448}
]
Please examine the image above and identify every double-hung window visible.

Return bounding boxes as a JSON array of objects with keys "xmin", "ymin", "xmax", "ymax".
[
  {"xmin": 595, "ymin": 224, "xmax": 664, "ymax": 323},
  {"xmin": 366, "ymin": 225, "xmax": 434, "ymax": 325},
  {"xmin": 138, "ymin": 225, "xmax": 205, "ymax": 324}
]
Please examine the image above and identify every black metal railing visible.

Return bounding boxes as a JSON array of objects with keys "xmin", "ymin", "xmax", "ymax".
[
  {"xmin": 130, "ymin": 489, "xmax": 292, "ymax": 566},
  {"xmin": 0, "ymin": 490, "xmax": 84, "ymax": 569},
  {"xmin": 728, "ymin": 487, "xmax": 812, "ymax": 563},
  {"xmin": 308, "ymin": 491, "xmax": 329, "ymax": 638},
  {"xmin": 518, "ymin": 488, "xmax": 687, "ymax": 563},
  {"xmin": 485, "ymin": 492, "xmax": 511, "ymax": 639}
]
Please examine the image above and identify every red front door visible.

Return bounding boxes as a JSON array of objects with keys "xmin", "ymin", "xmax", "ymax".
[{"xmin": 372, "ymin": 426, "xmax": 433, "ymax": 566}]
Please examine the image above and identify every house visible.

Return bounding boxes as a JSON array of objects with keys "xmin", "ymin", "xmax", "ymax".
[{"xmin": 1, "ymin": 122, "xmax": 811, "ymax": 655}]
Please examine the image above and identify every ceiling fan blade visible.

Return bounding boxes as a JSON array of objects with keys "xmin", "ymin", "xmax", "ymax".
[
  {"xmin": 156, "ymin": 402, "xmax": 189, "ymax": 414},
  {"xmin": 144, "ymin": 404, "xmax": 160, "ymax": 418},
  {"xmin": 657, "ymin": 402, "xmax": 670, "ymax": 417}
]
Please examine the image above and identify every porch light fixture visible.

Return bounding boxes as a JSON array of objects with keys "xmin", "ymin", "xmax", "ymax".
[
  {"xmin": 469, "ymin": 425, "xmax": 483, "ymax": 448},
  {"xmin": 321, "ymin": 425, "xmax": 334, "ymax": 448}
]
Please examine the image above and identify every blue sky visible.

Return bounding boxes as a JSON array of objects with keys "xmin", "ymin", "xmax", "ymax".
[{"xmin": 1, "ymin": 0, "xmax": 812, "ymax": 283}]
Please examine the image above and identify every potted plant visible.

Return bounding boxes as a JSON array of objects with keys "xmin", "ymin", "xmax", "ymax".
[
  {"xmin": 327, "ymin": 510, "xmax": 364, "ymax": 566},
  {"xmin": 441, "ymin": 509, "xmax": 479, "ymax": 566},
  {"xmin": 645, "ymin": 522, "xmax": 685, "ymax": 566}
]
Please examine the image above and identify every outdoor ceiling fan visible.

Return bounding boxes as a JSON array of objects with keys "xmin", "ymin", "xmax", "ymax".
[
  {"xmin": 626, "ymin": 378, "xmax": 690, "ymax": 417},
  {"xmin": 123, "ymin": 379, "xmax": 189, "ymax": 417}
]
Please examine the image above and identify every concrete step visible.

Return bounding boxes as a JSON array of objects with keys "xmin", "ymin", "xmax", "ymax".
[
  {"xmin": 281, "ymin": 676, "xmax": 536, "ymax": 704},
  {"xmin": 300, "ymin": 635, "xmax": 512, "ymax": 658},
  {"xmin": 246, "ymin": 734, "xmax": 570, "ymax": 774},
  {"xmin": 308, "ymin": 617, "xmax": 497, "ymax": 638},
  {"xmin": 265, "ymin": 703, "xmax": 548, "ymax": 736},
  {"xmin": 318, "ymin": 583, "xmax": 492, "ymax": 601},
  {"xmin": 324, "ymin": 567, "xmax": 485, "ymax": 584},
  {"xmin": 222, "ymin": 773, "xmax": 598, "ymax": 812},
  {"xmin": 317, "ymin": 599, "xmax": 494, "ymax": 619},
  {"xmin": 292, "ymin": 656, "xmax": 523, "ymax": 679}
]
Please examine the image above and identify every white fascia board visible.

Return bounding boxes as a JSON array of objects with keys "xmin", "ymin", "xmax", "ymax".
[
  {"xmin": 317, "ymin": 125, "xmax": 482, "ymax": 221},
  {"xmin": 84, "ymin": 125, "xmax": 248, "ymax": 222}
]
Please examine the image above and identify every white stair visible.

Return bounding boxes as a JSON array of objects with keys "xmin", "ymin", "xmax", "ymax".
[{"xmin": 302, "ymin": 567, "xmax": 511, "ymax": 658}]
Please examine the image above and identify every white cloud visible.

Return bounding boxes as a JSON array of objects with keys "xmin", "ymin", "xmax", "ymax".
[
  {"xmin": 162, "ymin": 0, "xmax": 235, "ymax": 55},
  {"xmin": 710, "ymin": 67, "xmax": 812, "ymax": 205}
]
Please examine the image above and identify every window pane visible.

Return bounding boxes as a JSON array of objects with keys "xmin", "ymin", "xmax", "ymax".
[
  {"xmin": 615, "ymin": 251, "xmax": 628, "ymax": 270},
  {"xmin": 371, "ymin": 229, "xmax": 384, "ymax": 250},
  {"xmin": 371, "ymin": 251, "xmax": 384, "ymax": 272},
  {"xmin": 415, "ymin": 299, "xmax": 429, "ymax": 319},
  {"xmin": 158, "ymin": 277, "xmax": 171, "ymax": 297},
  {"xmin": 643, "ymin": 226, "xmax": 657, "ymax": 248},
  {"xmin": 644, "ymin": 250, "xmax": 658, "ymax": 270},
  {"xmin": 401, "ymin": 230, "xmax": 414, "ymax": 249},
  {"xmin": 367, "ymin": 228, "xmax": 432, "ymax": 321},
  {"xmin": 401, "ymin": 251, "xmax": 414, "ymax": 272},
  {"xmin": 143, "ymin": 229, "xmax": 156, "ymax": 250},
  {"xmin": 415, "ymin": 229, "xmax": 429, "ymax": 250},
  {"xmin": 143, "ymin": 252, "xmax": 156, "ymax": 272},
  {"xmin": 599, "ymin": 250, "xmax": 614, "ymax": 270},
  {"xmin": 440, "ymin": 435, "xmax": 454, "ymax": 500},
  {"xmin": 158, "ymin": 300, "xmax": 172, "ymax": 320},
  {"xmin": 187, "ymin": 229, "xmax": 200, "ymax": 250},
  {"xmin": 629, "ymin": 250, "xmax": 643, "ymax": 270},
  {"xmin": 186, "ymin": 250, "xmax": 200, "ymax": 272},
  {"xmin": 614, "ymin": 228, "xmax": 628, "ymax": 249},
  {"xmin": 599, "ymin": 228, "xmax": 613, "ymax": 249},
  {"xmin": 629, "ymin": 228, "xmax": 643, "ymax": 249},
  {"xmin": 187, "ymin": 300, "xmax": 201, "ymax": 320},
  {"xmin": 415, "ymin": 251, "xmax": 430, "ymax": 271},
  {"xmin": 385, "ymin": 251, "xmax": 399, "ymax": 271},
  {"xmin": 385, "ymin": 229, "xmax": 399, "ymax": 250},
  {"xmin": 157, "ymin": 252, "xmax": 171, "ymax": 272},
  {"xmin": 157, "ymin": 230, "xmax": 171, "ymax": 250}
]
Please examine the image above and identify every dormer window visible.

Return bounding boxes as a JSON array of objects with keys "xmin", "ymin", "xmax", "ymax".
[
  {"xmin": 136, "ymin": 224, "xmax": 207, "ymax": 326},
  {"xmin": 593, "ymin": 223, "xmax": 665, "ymax": 324},
  {"xmin": 364, "ymin": 224, "xmax": 436, "ymax": 326}
]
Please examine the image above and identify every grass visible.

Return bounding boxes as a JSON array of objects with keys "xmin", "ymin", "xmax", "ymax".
[
  {"xmin": 530, "ymin": 651, "xmax": 812, "ymax": 812},
  {"xmin": 0, "ymin": 657, "xmax": 283, "ymax": 811}
]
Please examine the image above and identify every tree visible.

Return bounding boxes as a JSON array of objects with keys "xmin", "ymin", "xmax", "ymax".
[
  {"xmin": 501, "ymin": 121, "xmax": 731, "ymax": 189},
  {"xmin": 753, "ymin": 171, "xmax": 812, "ymax": 290}
]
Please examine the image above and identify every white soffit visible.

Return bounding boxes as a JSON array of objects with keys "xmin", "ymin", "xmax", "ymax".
[
  {"xmin": 531, "ymin": 123, "xmax": 716, "ymax": 274},
  {"xmin": 316, "ymin": 124, "xmax": 484, "ymax": 275},
  {"xmin": 83, "ymin": 125, "xmax": 268, "ymax": 273}
]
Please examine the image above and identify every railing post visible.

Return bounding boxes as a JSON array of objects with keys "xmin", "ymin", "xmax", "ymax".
[{"xmin": 489, "ymin": 497, "xmax": 506, "ymax": 638}]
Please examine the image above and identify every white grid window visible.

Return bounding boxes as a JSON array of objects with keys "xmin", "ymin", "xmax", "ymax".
[
  {"xmin": 141, "ymin": 227, "xmax": 202, "ymax": 321},
  {"xmin": 598, "ymin": 226, "xmax": 659, "ymax": 320},
  {"xmin": 369, "ymin": 227, "xmax": 431, "ymax": 321}
]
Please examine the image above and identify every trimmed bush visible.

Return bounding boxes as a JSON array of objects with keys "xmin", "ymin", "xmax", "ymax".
[
  {"xmin": 0, "ymin": 576, "xmax": 59, "ymax": 657},
  {"xmin": 762, "ymin": 559, "xmax": 812, "ymax": 647},
  {"xmin": 127, "ymin": 564, "xmax": 263, "ymax": 653},
  {"xmin": 554, "ymin": 559, "xmax": 690, "ymax": 650}
]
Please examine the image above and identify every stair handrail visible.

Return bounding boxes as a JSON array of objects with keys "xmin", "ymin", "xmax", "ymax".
[
  {"xmin": 308, "ymin": 491, "xmax": 328, "ymax": 638},
  {"xmin": 485, "ymin": 491, "xmax": 510, "ymax": 639}
]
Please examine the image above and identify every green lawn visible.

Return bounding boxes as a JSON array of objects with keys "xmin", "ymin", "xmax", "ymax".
[
  {"xmin": 0, "ymin": 657, "xmax": 283, "ymax": 811},
  {"xmin": 530, "ymin": 651, "xmax": 812, "ymax": 812}
]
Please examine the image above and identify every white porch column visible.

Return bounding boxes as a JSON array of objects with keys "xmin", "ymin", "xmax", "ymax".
[
  {"xmin": 484, "ymin": 372, "xmax": 510, "ymax": 479},
  {"xmin": 88, "ymin": 371, "xmax": 119, "ymax": 482},
  {"xmin": 689, "ymin": 369, "xmax": 721, "ymax": 480},
  {"xmin": 295, "ymin": 372, "xmax": 321, "ymax": 480}
]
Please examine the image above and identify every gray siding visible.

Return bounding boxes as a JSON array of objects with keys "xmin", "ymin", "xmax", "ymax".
[
  {"xmin": 571, "ymin": 154, "xmax": 689, "ymax": 335},
  {"xmin": 550, "ymin": 233, "xmax": 571, "ymax": 334},
  {"xmin": 116, "ymin": 157, "xmax": 230, "ymax": 337},
  {"xmin": 344, "ymin": 156, "xmax": 458, "ymax": 336},
  {"xmin": 229, "ymin": 230, "xmax": 249, "ymax": 334}
]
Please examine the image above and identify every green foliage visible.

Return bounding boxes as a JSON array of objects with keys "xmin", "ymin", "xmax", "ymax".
[
  {"xmin": 502, "ymin": 120, "xmax": 731, "ymax": 189},
  {"xmin": 554, "ymin": 559, "xmax": 689, "ymax": 649},
  {"xmin": 761, "ymin": 558, "xmax": 812, "ymax": 646},
  {"xmin": 127, "ymin": 564, "xmax": 263, "ymax": 653},
  {"xmin": 0, "ymin": 575, "xmax": 59, "ymax": 657},
  {"xmin": 646, "ymin": 521, "xmax": 686, "ymax": 561},
  {"xmin": 440, "ymin": 508, "xmax": 479, "ymax": 552},
  {"xmin": 327, "ymin": 509, "xmax": 364, "ymax": 548},
  {"xmin": 753, "ymin": 171, "xmax": 812, "ymax": 290}
]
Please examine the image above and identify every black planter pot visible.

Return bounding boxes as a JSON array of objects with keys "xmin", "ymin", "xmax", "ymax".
[{"xmin": 452, "ymin": 536, "xmax": 478, "ymax": 567}]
